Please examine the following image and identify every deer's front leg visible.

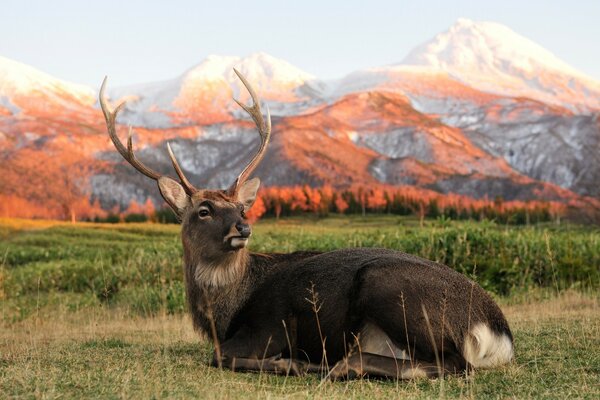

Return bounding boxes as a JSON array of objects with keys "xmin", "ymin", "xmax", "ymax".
[
  {"xmin": 211, "ymin": 319, "xmax": 323, "ymax": 376},
  {"xmin": 213, "ymin": 352, "xmax": 318, "ymax": 376},
  {"xmin": 211, "ymin": 323, "xmax": 293, "ymax": 373}
]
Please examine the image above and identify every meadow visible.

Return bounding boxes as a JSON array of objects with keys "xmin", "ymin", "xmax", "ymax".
[{"xmin": 1, "ymin": 216, "xmax": 599, "ymax": 399}]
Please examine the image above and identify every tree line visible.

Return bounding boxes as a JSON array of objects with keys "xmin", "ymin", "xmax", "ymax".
[{"xmin": 91, "ymin": 185, "xmax": 564, "ymax": 225}]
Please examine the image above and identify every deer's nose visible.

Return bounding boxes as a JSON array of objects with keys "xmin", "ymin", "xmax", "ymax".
[{"xmin": 236, "ymin": 222, "xmax": 251, "ymax": 238}]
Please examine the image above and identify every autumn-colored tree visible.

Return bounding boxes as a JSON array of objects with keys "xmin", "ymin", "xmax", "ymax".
[
  {"xmin": 334, "ymin": 195, "xmax": 349, "ymax": 214},
  {"xmin": 304, "ymin": 185, "xmax": 322, "ymax": 214},
  {"xmin": 355, "ymin": 187, "xmax": 368, "ymax": 216},
  {"xmin": 367, "ymin": 189, "xmax": 387, "ymax": 212},
  {"xmin": 0, "ymin": 148, "xmax": 104, "ymax": 221},
  {"xmin": 320, "ymin": 185, "xmax": 335, "ymax": 216},
  {"xmin": 0, "ymin": 195, "xmax": 51, "ymax": 219},
  {"xmin": 126, "ymin": 200, "xmax": 145, "ymax": 215},
  {"xmin": 289, "ymin": 186, "xmax": 308, "ymax": 212},
  {"xmin": 263, "ymin": 187, "xmax": 293, "ymax": 218},
  {"xmin": 246, "ymin": 195, "xmax": 267, "ymax": 222},
  {"xmin": 143, "ymin": 198, "xmax": 156, "ymax": 219}
]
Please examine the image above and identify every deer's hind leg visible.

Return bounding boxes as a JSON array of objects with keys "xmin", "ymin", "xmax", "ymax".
[
  {"xmin": 328, "ymin": 322, "xmax": 465, "ymax": 380},
  {"xmin": 329, "ymin": 352, "xmax": 442, "ymax": 380}
]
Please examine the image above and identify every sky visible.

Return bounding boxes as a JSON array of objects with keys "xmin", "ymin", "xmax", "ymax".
[{"xmin": 1, "ymin": 0, "xmax": 599, "ymax": 87}]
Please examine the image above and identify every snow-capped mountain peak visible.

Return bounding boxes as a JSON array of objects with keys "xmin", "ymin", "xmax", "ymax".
[
  {"xmin": 181, "ymin": 52, "xmax": 316, "ymax": 93},
  {"xmin": 172, "ymin": 52, "xmax": 320, "ymax": 122},
  {"xmin": 0, "ymin": 55, "xmax": 94, "ymax": 102},
  {"xmin": 401, "ymin": 18, "xmax": 600, "ymax": 110},
  {"xmin": 106, "ymin": 52, "xmax": 320, "ymax": 127},
  {"xmin": 403, "ymin": 18, "xmax": 580, "ymax": 76}
]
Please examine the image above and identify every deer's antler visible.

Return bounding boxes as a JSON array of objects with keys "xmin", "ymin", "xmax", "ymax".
[
  {"xmin": 101, "ymin": 70, "xmax": 271, "ymax": 198},
  {"xmin": 228, "ymin": 68, "xmax": 272, "ymax": 197},
  {"xmin": 99, "ymin": 77, "xmax": 197, "ymax": 195}
]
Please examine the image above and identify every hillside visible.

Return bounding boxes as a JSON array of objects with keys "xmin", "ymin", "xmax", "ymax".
[{"xmin": 1, "ymin": 19, "xmax": 599, "ymax": 220}]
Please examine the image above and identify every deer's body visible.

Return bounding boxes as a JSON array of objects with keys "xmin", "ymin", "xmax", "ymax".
[
  {"xmin": 100, "ymin": 70, "xmax": 514, "ymax": 379},
  {"xmin": 186, "ymin": 247, "xmax": 513, "ymax": 377}
]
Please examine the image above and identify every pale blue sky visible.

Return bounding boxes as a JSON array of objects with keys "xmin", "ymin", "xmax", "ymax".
[{"xmin": 1, "ymin": 0, "xmax": 599, "ymax": 87}]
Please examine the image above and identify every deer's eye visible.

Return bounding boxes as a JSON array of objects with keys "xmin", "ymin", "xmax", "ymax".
[{"xmin": 198, "ymin": 208, "xmax": 210, "ymax": 218}]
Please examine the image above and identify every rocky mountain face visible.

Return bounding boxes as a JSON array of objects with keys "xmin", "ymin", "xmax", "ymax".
[{"xmin": 1, "ymin": 19, "xmax": 599, "ymax": 216}]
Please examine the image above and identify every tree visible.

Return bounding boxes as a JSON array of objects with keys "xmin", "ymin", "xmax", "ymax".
[
  {"xmin": 289, "ymin": 187, "xmax": 308, "ymax": 212},
  {"xmin": 1, "ymin": 148, "xmax": 104, "ymax": 221},
  {"xmin": 334, "ymin": 195, "xmax": 349, "ymax": 214},
  {"xmin": 304, "ymin": 186, "xmax": 322, "ymax": 215},
  {"xmin": 320, "ymin": 185, "xmax": 335, "ymax": 216},
  {"xmin": 367, "ymin": 189, "xmax": 387, "ymax": 212},
  {"xmin": 246, "ymin": 195, "xmax": 266, "ymax": 222}
]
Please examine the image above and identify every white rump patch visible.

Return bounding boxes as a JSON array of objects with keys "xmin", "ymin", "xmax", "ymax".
[
  {"xmin": 360, "ymin": 322, "xmax": 409, "ymax": 360},
  {"xmin": 463, "ymin": 323, "xmax": 514, "ymax": 368}
]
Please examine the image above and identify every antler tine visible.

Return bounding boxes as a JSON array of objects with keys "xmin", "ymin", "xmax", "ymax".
[
  {"xmin": 167, "ymin": 143, "xmax": 197, "ymax": 195},
  {"xmin": 100, "ymin": 77, "xmax": 161, "ymax": 181},
  {"xmin": 100, "ymin": 77, "xmax": 198, "ymax": 194},
  {"xmin": 229, "ymin": 68, "xmax": 272, "ymax": 196}
]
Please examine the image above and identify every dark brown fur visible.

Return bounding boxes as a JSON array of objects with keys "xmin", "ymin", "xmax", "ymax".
[{"xmin": 174, "ymin": 191, "xmax": 513, "ymax": 379}]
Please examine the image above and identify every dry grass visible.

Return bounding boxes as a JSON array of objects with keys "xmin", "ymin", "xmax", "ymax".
[
  {"xmin": 1, "ymin": 291, "xmax": 598, "ymax": 399},
  {"xmin": 1, "ymin": 217, "xmax": 599, "ymax": 398}
]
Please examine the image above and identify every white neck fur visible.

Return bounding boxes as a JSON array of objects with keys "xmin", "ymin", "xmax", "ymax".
[{"xmin": 194, "ymin": 250, "xmax": 249, "ymax": 288}]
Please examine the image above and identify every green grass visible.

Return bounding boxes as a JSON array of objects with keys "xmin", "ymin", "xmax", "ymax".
[{"xmin": 1, "ymin": 216, "xmax": 599, "ymax": 398}]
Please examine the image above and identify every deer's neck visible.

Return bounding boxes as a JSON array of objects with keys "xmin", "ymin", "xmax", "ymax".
[
  {"xmin": 184, "ymin": 251, "xmax": 322, "ymax": 340},
  {"xmin": 192, "ymin": 249, "xmax": 250, "ymax": 289},
  {"xmin": 184, "ymin": 249, "xmax": 254, "ymax": 340}
]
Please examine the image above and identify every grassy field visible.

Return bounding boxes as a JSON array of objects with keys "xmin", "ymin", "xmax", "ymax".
[{"xmin": 1, "ymin": 216, "xmax": 599, "ymax": 399}]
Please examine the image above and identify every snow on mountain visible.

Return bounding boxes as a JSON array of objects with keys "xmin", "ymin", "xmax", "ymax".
[
  {"xmin": 181, "ymin": 52, "xmax": 316, "ymax": 96},
  {"xmin": 401, "ymin": 18, "xmax": 600, "ymax": 111},
  {"xmin": 108, "ymin": 52, "xmax": 324, "ymax": 128},
  {"xmin": 329, "ymin": 64, "xmax": 498, "ymax": 109},
  {"xmin": 0, "ymin": 56, "xmax": 95, "ymax": 113},
  {"xmin": 2, "ymin": 23, "xmax": 600, "ymax": 215}
]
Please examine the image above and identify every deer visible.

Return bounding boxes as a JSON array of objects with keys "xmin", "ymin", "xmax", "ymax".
[{"xmin": 99, "ymin": 70, "xmax": 514, "ymax": 380}]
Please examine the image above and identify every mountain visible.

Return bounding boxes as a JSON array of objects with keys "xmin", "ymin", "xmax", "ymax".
[
  {"xmin": 1, "ymin": 19, "xmax": 600, "ymax": 220},
  {"xmin": 92, "ymin": 89, "xmax": 578, "ymax": 212},
  {"xmin": 401, "ymin": 18, "xmax": 600, "ymax": 111},
  {"xmin": 0, "ymin": 56, "xmax": 95, "ymax": 116},
  {"xmin": 108, "ymin": 52, "xmax": 325, "ymax": 128}
]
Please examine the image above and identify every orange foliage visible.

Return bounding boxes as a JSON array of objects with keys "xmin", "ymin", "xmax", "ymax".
[
  {"xmin": 367, "ymin": 189, "xmax": 387, "ymax": 211},
  {"xmin": 124, "ymin": 199, "xmax": 156, "ymax": 216},
  {"xmin": 246, "ymin": 195, "xmax": 266, "ymax": 222},
  {"xmin": 289, "ymin": 187, "xmax": 308, "ymax": 212},
  {"xmin": 304, "ymin": 185, "xmax": 322, "ymax": 214},
  {"xmin": 1, "ymin": 146, "xmax": 106, "ymax": 221},
  {"xmin": 249, "ymin": 184, "xmax": 568, "ymax": 224},
  {"xmin": 334, "ymin": 196, "xmax": 349, "ymax": 214}
]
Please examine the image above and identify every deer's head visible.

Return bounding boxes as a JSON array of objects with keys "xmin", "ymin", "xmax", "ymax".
[{"xmin": 100, "ymin": 70, "xmax": 270, "ymax": 280}]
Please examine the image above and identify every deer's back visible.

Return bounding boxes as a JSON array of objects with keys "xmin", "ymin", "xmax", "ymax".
[{"xmin": 227, "ymin": 248, "xmax": 510, "ymax": 363}]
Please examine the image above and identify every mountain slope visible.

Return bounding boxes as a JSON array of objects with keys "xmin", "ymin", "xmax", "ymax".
[
  {"xmin": 1, "ymin": 19, "xmax": 600, "ymax": 219},
  {"xmin": 90, "ymin": 90, "xmax": 581, "ymax": 210}
]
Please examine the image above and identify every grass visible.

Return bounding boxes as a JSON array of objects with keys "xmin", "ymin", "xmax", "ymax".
[{"xmin": 1, "ymin": 216, "xmax": 599, "ymax": 398}]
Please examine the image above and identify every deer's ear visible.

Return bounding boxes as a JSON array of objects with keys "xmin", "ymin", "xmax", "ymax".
[
  {"xmin": 158, "ymin": 177, "xmax": 191, "ymax": 217},
  {"xmin": 237, "ymin": 178, "xmax": 260, "ymax": 212}
]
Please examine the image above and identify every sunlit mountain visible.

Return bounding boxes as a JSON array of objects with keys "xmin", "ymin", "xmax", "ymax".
[{"xmin": 1, "ymin": 19, "xmax": 599, "ymax": 220}]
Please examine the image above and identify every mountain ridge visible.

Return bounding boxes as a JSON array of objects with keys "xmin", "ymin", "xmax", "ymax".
[{"xmin": 1, "ymin": 19, "xmax": 599, "ymax": 220}]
